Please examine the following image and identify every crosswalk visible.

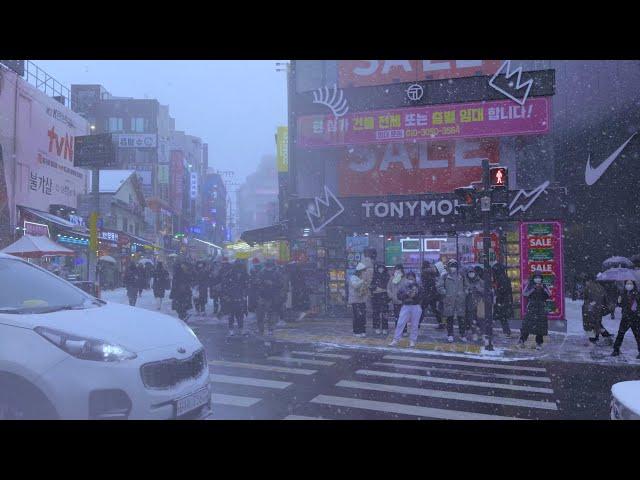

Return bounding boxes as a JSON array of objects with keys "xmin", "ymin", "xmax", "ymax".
[
  {"xmin": 306, "ymin": 353, "xmax": 558, "ymax": 420},
  {"xmin": 206, "ymin": 349, "xmax": 351, "ymax": 418},
  {"xmin": 205, "ymin": 347, "xmax": 559, "ymax": 420}
]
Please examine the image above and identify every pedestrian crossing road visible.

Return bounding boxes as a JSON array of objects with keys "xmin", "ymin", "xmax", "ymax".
[{"xmin": 200, "ymin": 331, "xmax": 568, "ymax": 420}]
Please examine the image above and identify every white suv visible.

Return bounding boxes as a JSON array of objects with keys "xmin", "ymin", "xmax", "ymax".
[{"xmin": 0, "ymin": 253, "xmax": 211, "ymax": 420}]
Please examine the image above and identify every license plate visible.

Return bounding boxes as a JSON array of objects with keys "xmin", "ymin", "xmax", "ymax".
[{"xmin": 175, "ymin": 388, "xmax": 210, "ymax": 418}]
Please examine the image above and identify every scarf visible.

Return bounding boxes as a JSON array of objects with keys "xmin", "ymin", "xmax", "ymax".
[{"xmin": 392, "ymin": 273, "xmax": 403, "ymax": 284}]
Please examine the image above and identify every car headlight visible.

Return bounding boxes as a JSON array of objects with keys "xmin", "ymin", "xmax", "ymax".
[{"xmin": 35, "ymin": 327, "xmax": 137, "ymax": 362}]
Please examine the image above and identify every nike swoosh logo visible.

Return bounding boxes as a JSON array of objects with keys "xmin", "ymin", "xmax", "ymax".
[{"xmin": 585, "ymin": 132, "xmax": 637, "ymax": 186}]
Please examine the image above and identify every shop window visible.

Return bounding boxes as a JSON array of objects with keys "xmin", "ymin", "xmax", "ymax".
[{"xmin": 130, "ymin": 117, "xmax": 145, "ymax": 133}]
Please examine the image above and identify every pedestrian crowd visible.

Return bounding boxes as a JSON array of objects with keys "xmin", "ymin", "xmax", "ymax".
[
  {"xmin": 348, "ymin": 248, "xmax": 547, "ymax": 350},
  {"xmin": 122, "ymin": 255, "xmax": 291, "ymax": 337}
]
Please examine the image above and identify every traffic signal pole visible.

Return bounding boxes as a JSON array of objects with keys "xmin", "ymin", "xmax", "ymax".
[{"xmin": 481, "ymin": 159, "xmax": 494, "ymax": 351}]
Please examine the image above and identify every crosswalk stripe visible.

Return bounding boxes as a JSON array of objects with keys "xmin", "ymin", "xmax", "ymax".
[
  {"xmin": 209, "ymin": 360, "xmax": 317, "ymax": 375},
  {"xmin": 291, "ymin": 351, "xmax": 351, "ymax": 359},
  {"xmin": 336, "ymin": 380, "xmax": 558, "ymax": 411},
  {"xmin": 310, "ymin": 394, "xmax": 521, "ymax": 420},
  {"xmin": 383, "ymin": 355, "xmax": 547, "ymax": 373},
  {"xmin": 374, "ymin": 362, "xmax": 552, "ymax": 383},
  {"xmin": 267, "ymin": 356, "xmax": 335, "ymax": 366},
  {"xmin": 284, "ymin": 415, "xmax": 326, "ymax": 420},
  {"xmin": 211, "ymin": 393, "xmax": 261, "ymax": 407},
  {"xmin": 356, "ymin": 369, "xmax": 554, "ymax": 394},
  {"xmin": 210, "ymin": 374, "xmax": 291, "ymax": 389}
]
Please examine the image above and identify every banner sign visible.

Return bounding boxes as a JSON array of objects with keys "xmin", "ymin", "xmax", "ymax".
[
  {"xmin": 290, "ymin": 188, "xmax": 565, "ymax": 230},
  {"xmin": 298, "ymin": 97, "xmax": 551, "ymax": 148},
  {"xmin": 337, "ymin": 60, "xmax": 502, "ymax": 88},
  {"xmin": 24, "ymin": 221, "xmax": 50, "ymax": 237},
  {"xmin": 114, "ymin": 134, "xmax": 157, "ymax": 148},
  {"xmin": 190, "ymin": 172, "xmax": 199, "ymax": 200},
  {"xmin": 276, "ymin": 126, "xmax": 289, "ymax": 173},
  {"xmin": 170, "ymin": 151, "xmax": 185, "ymax": 212},
  {"xmin": 338, "ymin": 138, "xmax": 499, "ymax": 196},
  {"xmin": 519, "ymin": 221, "xmax": 564, "ymax": 320}
]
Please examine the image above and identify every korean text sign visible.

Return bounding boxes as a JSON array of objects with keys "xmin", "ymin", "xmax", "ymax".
[
  {"xmin": 298, "ymin": 97, "xmax": 551, "ymax": 148},
  {"xmin": 519, "ymin": 221, "xmax": 565, "ymax": 320}
]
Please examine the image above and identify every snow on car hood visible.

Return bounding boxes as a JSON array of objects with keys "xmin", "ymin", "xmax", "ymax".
[
  {"xmin": 0, "ymin": 302, "xmax": 201, "ymax": 353},
  {"xmin": 612, "ymin": 381, "xmax": 640, "ymax": 415}
]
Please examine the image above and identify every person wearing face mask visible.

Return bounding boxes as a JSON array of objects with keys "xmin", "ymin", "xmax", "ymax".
[
  {"xmin": 387, "ymin": 264, "xmax": 405, "ymax": 331},
  {"xmin": 437, "ymin": 259, "xmax": 468, "ymax": 343},
  {"xmin": 371, "ymin": 263, "xmax": 390, "ymax": 335},
  {"xmin": 612, "ymin": 280, "xmax": 640, "ymax": 358},
  {"xmin": 464, "ymin": 266, "xmax": 485, "ymax": 342},
  {"xmin": 389, "ymin": 271, "xmax": 423, "ymax": 348},
  {"xmin": 518, "ymin": 271, "xmax": 550, "ymax": 350}
]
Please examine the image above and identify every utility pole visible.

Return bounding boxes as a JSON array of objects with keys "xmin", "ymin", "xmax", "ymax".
[
  {"xmin": 481, "ymin": 159, "xmax": 494, "ymax": 351},
  {"xmin": 88, "ymin": 123, "xmax": 100, "ymax": 288}
]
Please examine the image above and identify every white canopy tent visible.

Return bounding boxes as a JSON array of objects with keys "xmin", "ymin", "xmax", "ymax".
[{"xmin": 0, "ymin": 235, "xmax": 75, "ymax": 259}]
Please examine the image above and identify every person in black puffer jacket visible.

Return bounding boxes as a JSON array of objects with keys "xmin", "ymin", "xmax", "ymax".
[
  {"xmin": 370, "ymin": 263, "xmax": 390, "ymax": 335},
  {"xmin": 170, "ymin": 262, "xmax": 193, "ymax": 321},
  {"xmin": 152, "ymin": 261, "xmax": 170, "ymax": 311},
  {"xmin": 518, "ymin": 270, "xmax": 550, "ymax": 350},
  {"xmin": 124, "ymin": 262, "xmax": 140, "ymax": 306},
  {"xmin": 492, "ymin": 263, "xmax": 513, "ymax": 337},
  {"xmin": 420, "ymin": 261, "xmax": 443, "ymax": 330},
  {"xmin": 222, "ymin": 260, "xmax": 249, "ymax": 336},
  {"xmin": 256, "ymin": 259, "xmax": 283, "ymax": 336},
  {"xmin": 612, "ymin": 279, "xmax": 640, "ymax": 358}
]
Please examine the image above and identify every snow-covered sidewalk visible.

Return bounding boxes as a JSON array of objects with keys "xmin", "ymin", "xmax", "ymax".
[{"xmin": 100, "ymin": 289, "xmax": 640, "ymax": 365}]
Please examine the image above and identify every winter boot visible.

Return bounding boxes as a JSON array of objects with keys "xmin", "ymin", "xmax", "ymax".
[{"xmin": 611, "ymin": 349, "xmax": 620, "ymax": 357}]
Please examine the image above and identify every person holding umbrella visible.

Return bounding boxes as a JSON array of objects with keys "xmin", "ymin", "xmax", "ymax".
[{"xmin": 518, "ymin": 270, "xmax": 550, "ymax": 350}]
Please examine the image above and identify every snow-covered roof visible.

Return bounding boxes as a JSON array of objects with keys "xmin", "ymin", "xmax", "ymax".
[{"xmin": 98, "ymin": 170, "xmax": 135, "ymax": 193}]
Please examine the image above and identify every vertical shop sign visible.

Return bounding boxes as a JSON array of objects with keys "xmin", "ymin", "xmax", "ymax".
[{"xmin": 519, "ymin": 221, "xmax": 564, "ymax": 320}]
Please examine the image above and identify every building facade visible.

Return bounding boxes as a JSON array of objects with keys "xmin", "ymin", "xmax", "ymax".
[{"xmin": 271, "ymin": 60, "xmax": 640, "ymax": 322}]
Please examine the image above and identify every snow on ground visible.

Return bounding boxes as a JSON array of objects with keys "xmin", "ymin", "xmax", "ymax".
[{"xmin": 565, "ymin": 298, "xmax": 621, "ymax": 336}]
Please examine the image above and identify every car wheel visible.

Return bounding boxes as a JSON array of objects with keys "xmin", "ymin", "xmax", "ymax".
[{"xmin": 0, "ymin": 376, "xmax": 58, "ymax": 420}]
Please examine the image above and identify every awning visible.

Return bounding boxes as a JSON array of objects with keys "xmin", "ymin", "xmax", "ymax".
[
  {"xmin": 240, "ymin": 223, "xmax": 288, "ymax": 246},
  {"xmin": 21, "ymin": 207, "xmax": 85, "ymax": 232},
  {"xmin": 1, "ymin": 234, "xmax": 75, "ymax": 258}
]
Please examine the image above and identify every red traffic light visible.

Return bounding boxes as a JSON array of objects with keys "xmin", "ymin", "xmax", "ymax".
[{"xmin": 490, "ymin": 167, "xmax": 508, "ymax": 188}]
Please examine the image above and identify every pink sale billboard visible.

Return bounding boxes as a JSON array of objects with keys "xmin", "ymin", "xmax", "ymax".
[
  {"xmin": 298, "ymin": 97, "xmax": 551, "ymax": 148},
  {"xmin": 520, "ymin": 221, "xmax": 565, "ymax": 321}
]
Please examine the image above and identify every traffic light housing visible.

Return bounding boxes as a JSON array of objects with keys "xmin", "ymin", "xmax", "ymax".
[
  {"xmin": 455, "ymin": 186, "xmax": 478, "ymax": 221},
  {"xmin": 489, "ymin": 166, "xmax": 508, "ymax": 189}
]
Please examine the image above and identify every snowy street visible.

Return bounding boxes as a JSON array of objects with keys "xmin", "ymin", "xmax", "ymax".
[{"xmin": 99, "ymin": 288, "xmax": 639, "ymax": 420}]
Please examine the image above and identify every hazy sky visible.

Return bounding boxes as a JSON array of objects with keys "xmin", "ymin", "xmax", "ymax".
[{"xmin": 34, "ymin": 60, "xmax": 288, "ymax": 183}]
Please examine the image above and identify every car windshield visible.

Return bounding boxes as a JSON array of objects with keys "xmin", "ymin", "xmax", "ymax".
[{"xmin": 0, "ymin": 258, "xmax": 96, "ymax": 314}]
